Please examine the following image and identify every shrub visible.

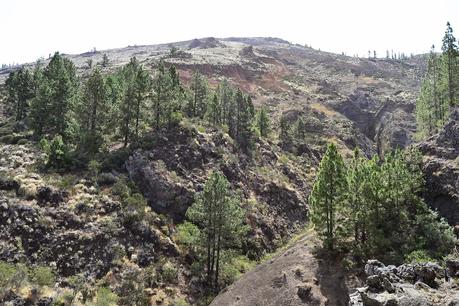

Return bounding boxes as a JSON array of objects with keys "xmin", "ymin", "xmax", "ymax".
[
  {"xmin": 97, "ymin": 172, "xmax": 117, "ymax": 186},
  {"xmin": 144, "ymin": 265, "xmax": 159, "ymax": 288},
  {"xmin": 0, "ymin": 261, "xmax": 17, "ymax": 288},
  {"xmin": 40, "ymin": 135, "xmax": 70, "ymax": 169},
  {"xmin": 88, "ymin": 159, "xmax": 101, "ymax": 178},
  {"xmin": 100, "ymin": 148, "xmax": 130, "ymax": 171},
  {"xmin": 122, "ymin": 193, "xmax": 147, "ymax": 224},
  {"xmin": 92, "ymin": 286, "xmax": 119, "ymax": 306},
  {"xmin": 405, "ymin": 250, "xmax": 434, "ymax": 264},
  {"xmin": 118, "ymin": 269, "xmax": 148, "ymax": 306},
  {"xmin": 219, "ymin": 253, "xmax": 254, "ymax": 287},
  {"xmin": 161, "ymin": 261, "xmax": 178, "ymax": 284},
  {"xmin": 17, "ymin": 138, "xmax": 28, "ymax": 145},
  {"xmin": 111, "ymin": 178, "xmax": 130, "ymax": 199},
  {"xmin": 30, "ymin": 266, "xmax": 55, "ymax": 287},
  {"xmin": 175, "ymin": 221, "xmax": 200, "ymax": 249},
  {"xmin": 169, "ymin": 298, "xmax": 190, "ymax": 306}
]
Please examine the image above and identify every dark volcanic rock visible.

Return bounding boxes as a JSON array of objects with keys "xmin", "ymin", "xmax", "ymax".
[
  {"xmin": 37, "ymin": 186, "xmax": 68, "ymax": 206},
  {"xmin": 418, "ymin": 108, "xmax": 459, "ymax": 225},
  {"xmin": 126, "ymin": 151, "xmax": 194, "ymax": 221}
]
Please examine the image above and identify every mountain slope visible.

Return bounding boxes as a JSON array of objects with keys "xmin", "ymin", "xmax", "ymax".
[{"xmin": 0, "ymin": 37, "xmax": 428, "ymax": 305}]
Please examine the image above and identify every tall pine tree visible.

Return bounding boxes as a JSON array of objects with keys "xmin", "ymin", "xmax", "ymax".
[{"xmin": 309, "ymin": 143, "xmax": 347, "ymax": 250}]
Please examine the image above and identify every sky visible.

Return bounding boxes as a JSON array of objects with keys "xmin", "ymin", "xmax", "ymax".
[{"xmin": 1, "ymin": 0, "xmax": 458, "ymax": 65}]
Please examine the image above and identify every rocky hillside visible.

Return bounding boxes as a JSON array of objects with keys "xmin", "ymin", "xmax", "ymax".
[
  {"xmin": 0, "ymin": 36, "xmax": 425, "ymax": 156},
  {"xmin": 210, "ymin": 104, "xmax": 459, "ymax": 306},
  {"xmin": 0, "ymin": 37, "xmax": 430, "ymax": 305}
]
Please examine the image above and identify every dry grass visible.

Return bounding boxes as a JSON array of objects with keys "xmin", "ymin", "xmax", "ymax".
[{"xmin": 310, "ymin": 102, "xmax": 339, "ymax": 117}]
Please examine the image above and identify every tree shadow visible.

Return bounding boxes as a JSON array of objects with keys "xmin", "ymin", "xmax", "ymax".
[{"xmin": 313, "ymin": 247, "xmax": 365, "ymax": 306}]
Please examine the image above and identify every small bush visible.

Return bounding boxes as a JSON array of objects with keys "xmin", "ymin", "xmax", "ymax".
[
  {"xmin": 111, "ymin": 178, "xmax": 130, "ymax": 199},
  {"xmin": 144, "ymin": 265, "xmax": 159, "ymax": 288},
  {"xmin": 0, "ymin": 261, "xmax": 17, "ymax": 288},
  {"xmin": 405, "ymin": 250, "xmax": 434, "ymax": 264},
  {"xmin": 101, "ymin": 148, "xmax": 130, "ymax": 171},
  {"xmin": 30, "ymin": 266, "xmax": 55, "ymax": 287},
  {"xmin": 161, "ymin": 261, "xmax": 178, "ymax": 284},
  {"xmin": 169, "ymin": 298, "xmax": 190, "ymax": 306},
  {"xmin": 97, "ymin": 172, "xmax": 117, "ymax": 186},
  {"xmin": 122, "ymin": 193, "xmax": 147, "ymax": 224},
  {"xmin": 40, "ymin": 135, "xmax": 70, "ymax": 169},
  {"xmin": 88, "ymin": 159, "xmax": 101, "ymax": 178},
  {"xmin": 175, "ymin": 221, "xmax": 200, "ymax": 249},
  {"xmin": 17, "ymin": 138, "xmax": 28, "ymax": 145},
  {"xmin": 93, "ymin": 286, "xmax": 119, "ymax": 306}
]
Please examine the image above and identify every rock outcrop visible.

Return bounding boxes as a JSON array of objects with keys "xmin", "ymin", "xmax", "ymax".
[
  {"xmin": 418, "ymin": 108, "xmax": 459, "ymax": 225},
  {"xmin": 349, "ymin": 259, "xmax": 459, "ymax": 306},
  {"xmin": 125, "ymin": 125, "xmax": 311, "ymax": 251}
]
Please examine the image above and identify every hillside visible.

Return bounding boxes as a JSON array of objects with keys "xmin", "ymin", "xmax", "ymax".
[
  {"xmin": 0, "ymin": 36, "xmax": 425, "ymax": 156},
  {"xmin": 0, "ymin": 37, "xmax": 438, "ymax": 306}
]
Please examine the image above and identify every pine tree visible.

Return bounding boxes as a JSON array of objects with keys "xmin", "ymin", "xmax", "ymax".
[
  {"xmin": 416, "ymin": 45, "xmax": 447, "ymax": 138},
  {"xmin": 152, "ymin": 61, "xmax": 171, "ymax": 129},
  {"xmin": 295, "ymin": 117, "xmax": 306, "ymax": 140},
  {"xmin": 78, "ymin": 68, "xmax": 109, "ymax": 154},
  {"xmin": 217, "ymin": 79, "xmax": 234, "ymax": 126},
  {"xmin": 117, "ymin": 57, "xmax": 150, "ymax": 146},
  {"xmin": 5, "ymin": 67, "xmax": 36, "ymax": 121},
  {"xmin": 189, "ymin": 71, "xmax": 208, "ymax": 118},
  {"xmin": 234, "ymin": 89, "xmax": 254, "ymax": 150},
  {"xmin": 101, "ymin": 54, "xmax": 109, "ymax": 67},
  {"xmin": 279, "ymin": 116, "xmax": 291, "ymax": 144},
  {"xmin": 207, "ymin": 93, "xmax": 221, "ymax": 125},
  {"xmin": 309, "ymin": 143, "xmax": 347, "ymax": 250},
  {"xmin": 186, "ymin": 172, "xmax": 247, "ymax": 289},
  {"xmin": 441, "ymin": 22, "xmax": 458, "ymax": 107},
  {"xmin": 256, "ymin": 106, "xmax": 270, "ymax": 137},
  {"xmin": 30, "ymin": 52, "xmax": 79, "ymax": 138}
]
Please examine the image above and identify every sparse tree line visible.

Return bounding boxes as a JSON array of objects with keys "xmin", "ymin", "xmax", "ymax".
[
  {"xmin": 310, "ymin": 144, "xmax": 455, "ymax": 264},
  {"xmin": 4, "ymin": 52, "xmax": 271, "ymax": 167},
  {"xmin": 416, "ymin": 22, "xmax": 459, "ymax": 138}
]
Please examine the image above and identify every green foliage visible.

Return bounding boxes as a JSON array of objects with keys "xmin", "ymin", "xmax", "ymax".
[
  {"xmin": 0, "ymin": 261, "xmax": 17, "ymax": 288},
  {"xmin": 29, "ymin": 265, "xmax": 55, "ymax": 287},
  {"xmin": 309, "ymin": 143, "xmax": 347, "ymax": 250},
  {"xmin": 88, "ymin": 159, "xmax": 101, "ymax": 178},
  {"xmin": 169, "ymin": 298, "xmax": 191, "ymax": 306},
  {"xmin": 175, "ymin": 221, "xmax": 201, "ymax": 250},
  {"xmin": 256, "ymin": 106, "xmax": 270, "ymax": 138},
  {"xmin": 186, "ymin": 171, "xmax": 248, "ymax": 289},
  {"xmin": 92, "ymin": 286, "xmax": 119, "ymax": 306},
  {"xmin": 310, "ymin": 144, "xmax": 456, "ymax": 264},
  {"xmin": 30, "ymin": 52, "xmax": 79, "ymax": 138},
  {"xmin": 111, "ymin": 178, "xmax": 130, "ymax": 198},
  {"xmin": 416, "ymin": 22, "xmax": 459, "ymax": 138},
  {"xmin": 219, "ymin": 252, "xmax": 254, "ymax": 287},
  {"xmin": 188, "ymin": 70, "xmax": 208, "ymax": 118},
  {"xmin": 122, "ymin": 193, "xmax": 147, "ymax": 224},
  {"xmin": 5, "ymin": 66, "xmax": 36, "ymax": 121},
  {"xmin": 40, "ymin": 135, "xmax": 70, "ymax": 169},
  {"xmin": 405, "ymin": 250, "xmax": 434, "ymax": 264},
  {"xmin": 101, "ymin": 54, "xmax": 110, "ymax": 68},
  {"xmin": 118, "ymin": 269, "xmax": 148, "ymax": 306},
  {"xmin": 118, "ymin": 57, "xmax": 151, "ymax": 147},
  {"xmin": 161, "ymin": 261, "xmax": 178, "ymax": 284},
  {"xmin": 78, "ymin": 68, "xmax": 110, "ymax": 154}
]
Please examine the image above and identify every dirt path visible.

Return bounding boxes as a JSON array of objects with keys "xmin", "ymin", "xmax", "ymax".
[{"xmin": 210, "ymin": 231, "xmax": 362, "ymax": 306}]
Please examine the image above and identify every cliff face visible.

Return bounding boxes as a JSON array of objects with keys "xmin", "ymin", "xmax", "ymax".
[{"xmin": 418, "ymin": 108, "xmax": 459, "ymax": 225}]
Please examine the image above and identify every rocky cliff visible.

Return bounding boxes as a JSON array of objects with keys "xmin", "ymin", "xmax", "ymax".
[{"xmin": 418, "ymin": 108, "xmax": 459, "ymax": 225}]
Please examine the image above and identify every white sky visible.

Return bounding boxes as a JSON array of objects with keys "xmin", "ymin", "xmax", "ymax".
[{"xmin": 1, "ymin": 0, "xmax": 458, "ymax": 65}]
